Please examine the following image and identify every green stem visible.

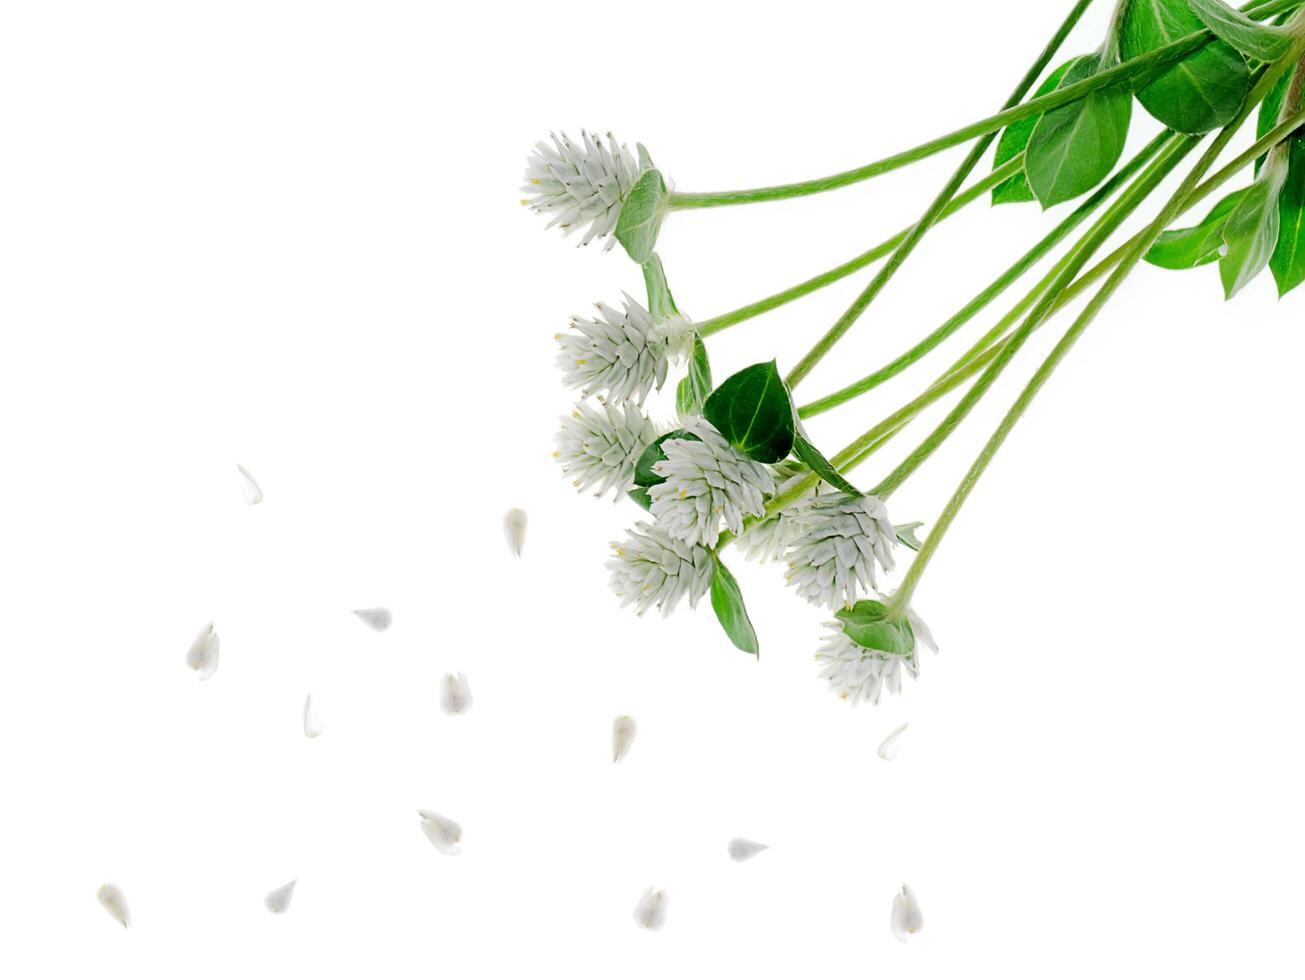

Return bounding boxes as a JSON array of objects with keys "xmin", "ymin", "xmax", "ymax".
[
  {"xmin": 796, "ymin": 132, "xmax": 1170, "ymax": 419},
  {"xmin": 695, "ymin": 157, "xmax": 1023, "ymax": 338},
  {"xmin": 888, "ymin": 50, "xmax": 1304, "ymax": 614}
]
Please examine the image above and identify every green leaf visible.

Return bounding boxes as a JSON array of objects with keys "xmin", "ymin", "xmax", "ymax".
[
  {"xmin": 632, "ymin": 429, "xmax": 699, "ymax": 488},
  {"xmin": 1122, "ymin": 0, "xmax": 1251, "ymax": 135},
  {"xmin": 1221, "ymin": 160, "xmax": 1289, "ymax": 299},
  {"xmin": 834, "ymin": 600, "xmax": 915, "ymax": 656},
  {"xmin": 615, "ymin": 168, "xmax": 668, "ymax": 264},
  {"xmin": 1272, "ymin": 137, "xmax": 1305, "ymax": 297},
  {"xmin": 1025, "ymin": 53, "xmax": 1132, "ymax": 208},
  {"xmin": 1145, "ymin": 187, "xmax": 1250, "ymax": 268},
  {"xmin": 1185, "ymin": 0, "xmax": 1293, "ymax": 62},
  {"xmin": 627, "ymin": 487, "xmax": 653, "ymax": 511},
  {"xmin": 710, "ymin": 559, "xmax": 759, "ymax": 656},
  {"xmin": 675, "ymin": 336, "xmax": 712, "ymax": 418},
  {"xmin": 1255, "ymin": 71, "xmax": 1292, "ymax": 174},
  {"xmin": 894, "ymin": 522, "xmax": 924, "ymax": 552},
  {"xmin": 992, "ymin": 59, "xmax": 1079, "ymax": 205},
  {"xmin": 791, "ymin": 427, "xmax": 859, "ymax": 495},
  {"xmin": 703, "ymin": 361, "xmax": 796, "ymax": 464}
]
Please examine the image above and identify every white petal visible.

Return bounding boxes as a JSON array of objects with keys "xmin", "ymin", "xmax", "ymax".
[
  {"xmin": 97, "ymin": 883, "xmax": 130, "ymax": 928},
  {"xmin": 352, "ymin": 607, "xmax": 392, "ymax": 632},
  {"xmin": 303, "ymin": 695, "xmax": 324, "ymax": 738},
  {"xmin": 503, "ymin": 508, "xmax": 528, "ymax": 557},
  {"xmin": 727, "ymin": 838, "xmax": 769, "ymax": 862},
  {"xmin": 417, "ymin": 809, "xmax": 462, "ymax": 855},
  {"xmin": 612, "ymin": 715, "xmax": 637, "ymax": 763},
  {"xmin": 264, "ymin": 879, "xmax": 297, "ymax": 914},
  {"xmin": 890, "ymin": 884, "xmax": 924, "ymax": 942},
  {"xmin": 236, "ymin": 464, "xmax": 263, "ymax": 505},
  {"xmin": 186, "ymin": 623, "xmax": 219, "ymax": 680},
  {"xmin": 877, "ymin": 723, "xmax": 909, "ymax": 762},
  {"xmin": 632, "ymin": 887, "xmax": 668, "ymax": 931},
  {"xmin": 440, "ymin": 673, "xmax": 473, "ymax": 716}
]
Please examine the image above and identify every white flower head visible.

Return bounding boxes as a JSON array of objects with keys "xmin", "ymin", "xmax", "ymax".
[
  {"xmin": 734, "ymin": 465, "xmax": 817, "ymax": 563},
  {"xmin": 522, "ymin": 130, "xmax": 640, "ymax": 250},
  {"xmin": 607, "ymin": 522, "xmax": 714, "ymax": 617},
  {"xmin": 816, "ymin": 603, "xmax": 937, "ymax": 705},
  {"xmin": 554, "ymin": 401, "xmax": 659, "ymax": 499},
  {"xmin": 649, "ymin": 417, "xmax": 775, "ymax": 549},
  {"xmin": 556, "ymin": 294, "xmax": 683, "ymax": 404},
  {"xmin": 784, "ymin": 493, "xmax": 897, "ymax": 610}
]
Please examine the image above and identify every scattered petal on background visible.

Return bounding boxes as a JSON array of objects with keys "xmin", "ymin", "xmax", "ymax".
[
  {"xmin": 264, "ymin": 879, "xmax": 297, "ymax": 914},
  {"xmin": 890, "ymin": 883, "xmax": 924, "ymax": 942},
  {"xmin": 417, "ymin": 810, "xmax": 462, "ymax": 855},
  {"xmin": 440, "ymin": 672, "xmax": 473, "ymax": 716},
  {"xmin": 503, "ymin": 508, "xmax": 528, "ymax": 557},
  {"xmin": 632, "ymin": 887, "xmax": 668, "ymax": 931},
  {"xmin": 352, "ymin": 608, "xmax": 392, "ymax": 632},
  {"xmin": 727, "ymin": 838, "xmax": 769, "ymax": 862},
  {"xmin": 303, "ymin": 695, "xmax": 324, "ymax": 738},
  {"xmin": 612, "ymin": 715, "xmax": 637, "ymax": 763},
  {"xmin": 97, "ymin": 883, "xmax": 130, "ymax": 928},
  {"xmin": 236, "ymin": 464, "xmax": 263, "ymax": 505},
  {"xmin": 877, "ymin": 723, "xmax": 909, "ymax": 762},
  {"xmin": 186, "ymin": 623, "xmax": 219, "ymax": 680}
]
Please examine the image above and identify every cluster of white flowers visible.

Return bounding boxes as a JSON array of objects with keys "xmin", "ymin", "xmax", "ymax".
[
  {"xmin": 607, "ymin": 522, "xmax": 715, "ymax": 616},
  {"xmin": 816, "ymin": 608, "xmax": 937, "ymax": 705},
  {"xmin": 784, "ymin": 492, "xmax": 897, "ymax": 609},
  {"xmin": 554, "ymin": 401, "xmax": 659, "ymax": 499},
  {"xmin": 522, "ymin": 131, "xmax": 640, "ymax": 250},
  {"xmin": 556, "ymin": 294, "xmax": 693, "ymax": 404}
]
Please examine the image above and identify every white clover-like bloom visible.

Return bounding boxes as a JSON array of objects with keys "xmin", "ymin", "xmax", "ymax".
[
  {"xmin": 784, "ymin": 493, "xmax": 897, "ymax": 610},
  {"xmin": 522, "ymin": 130, "xmax": 640, "ymax": 250},
  {"xmin": 734, "ymin": 466, "xmax": 817, "ymax": 563},
  {"xmin": 816, "ymin": 608, "xmax": 937, "ymax": 705},
  {"xmin": 607, "ymin": 522, "xmax": 714, "ymax": 617},
  {"xmin": 556, "ymin": 295, "xmax": 692, "ymax": 404},
  {"xmin": 649, "ymin": 418, "xmax": 775, "ymax": 549},
  {"xmin": 554, "ymin": 402, "xmax": 659, "ymax": 499}
]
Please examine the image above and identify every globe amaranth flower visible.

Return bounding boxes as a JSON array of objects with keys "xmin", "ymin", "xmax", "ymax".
[
  {"xmin": 522, "ymin": 130, "xmax": 640, "ymax": 250},
  {"xmin": 556, "ymin": 294, "xmax": 694, "ymax": 405},
  {"xmin": 607, "ymin": 522, "xmax": 715, "ymax": 616},
  {"xmin": 816, "ymin": 600, "xmax": 937, "ymax": 705},
  {"xmin": 733, "ymin": 464, "xmax": 817, "ymax": 563},
  {"xmin": 554, "ymin": 401, "xmax": 659, "ymax": 499},
  {"xmin": 649, "ymin": 417, "xmax": 776, "ymax": 549},
  {"xmin": 784, "ymin": 492, "xmax": 897, "ymax": 610}
]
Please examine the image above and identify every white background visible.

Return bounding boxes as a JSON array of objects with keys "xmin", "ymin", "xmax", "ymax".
[{"xmin": 2, "ymin": 1, "xmax": 1304, "ymax": 976}]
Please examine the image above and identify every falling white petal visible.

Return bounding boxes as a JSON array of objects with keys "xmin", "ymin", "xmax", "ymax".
[
  {"xmin": 727, "ymin": 838, "xmax": 769, "ymax": 862},
  {"xmin": 352, "ymin": 607, "xmax": 392, "ymax": 632},
  {"xmin": 612, "ymin": 715, "xmax": 637, "ymax": 763},
  {"xmin": 264, "ymin": 879, "xmax": 297, "ymax": 914},
  {"xmin": 185, "ymin": 622, "xmax": 219, "ymax": 681},
  {"xmin": 890, "ymin": 884, "xmax": 924, "ymax": 942},
  {"xmin": 877, "ymin": 723, "xmax": 909, "ymax": 761},
  {"xmin": 632, "ymin": 887, "xmax": 668, "ymax": 931},
  {"xmin": 440, "ymin": 672, "xmax": 473, "ymax": 716},
  {"xmin": 503, "ymin": 508, "xmax": 528, "ymax": 557},
  {"xmin": 418, "ymin": 809, "xmax": 463, "ymax": 855},
  {"xmin": 97, "ymin": 883, "xmax": 130, "ymax": 928},
  {"xmin": 236, "ymin": 464, "xmax": 263, "ymax": 505},
  {"xmin": 302, "ymin": 695, "xmax": 324, "ymax": 738}
]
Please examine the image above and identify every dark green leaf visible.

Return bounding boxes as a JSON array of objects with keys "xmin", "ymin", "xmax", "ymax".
[
  {"xmin": 1122, "ymin": 0, "xmax": 1251, "ymax": 134},
  {"xmin": 710, "ymin": 559, "xmax": 759, "ymax": 656},
  {"xmin": 1221, "ymin": 161, "xmax": 1288, "ymax": 298},
  {"xmin": 703, "ymin": 361, "xmax": 796, "ymax": 464},
  {"xmin": 1186, "ymin": 0, "xmax": 1292, "ymax": 63},
  {"xmin": 894, "ymin": 522, "xmax": 924, "ymax": 552},
  {"xmin": 992, "ymin": 59, "xmax": 1079, "ymax": 205},
  {"xmin": 1025, "ymin": 54, "xmax": 1132, "ymax": 208},
  {"xmin": 1145, "ymin": 187, "xmax": 1250, "ymax": 268},
  {"xmin": 615, "ymin": 169, "xmax": 668, "ymax": 264},
  {"xmin": 675, "ymin": 336, "xmax": 712, "ymax": 418},
  {"xmin": 627, "ymin": 487, "xmax": 653, "ymax": 511},
  {"xmin": 791, "ymin": 427, "xmax": 859, "ymax": 495},
  {"xmin": 834, "ymin": 600, "xmax": 916, "ymax": 656},
  {"xmin": 1255, "ymin": 71, "xmax": 1291, "ymax": 174},
  {"xmin": 632, "ymin": 429, "xmax": 698, "ymax": 488},
  {"xmin": 1272, "ymin": 137, "xmax": 1305, "ymax": 296}
]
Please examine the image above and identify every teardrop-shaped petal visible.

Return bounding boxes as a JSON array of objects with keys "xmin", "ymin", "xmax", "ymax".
[
  {"xmin": 303, "ymin": 695, "xmax": 324, "ymax": 738},
  {"xmin": 890, "ymin": 883, "xmax": 924, "ymax": 942},
  {"xmin": 417, "ymin": 809, "xmax": 463, "ymax": 855},
  {"xmin": 727, "ymin": 838, "xmax": 769, "ymax": 862},
  {"xmin": 236, "ymin": 464, "xmax": 263, "ymax": 505},
  {"xmin": 632, "ymin": 887, "xmax": 668, "ymax": 931},
  {"xmin": 97, "ymin": 883, "xmax": 130, "ymax": 928},
  {"xmin": 186, "ymin": 623, "xmax": 219, "ymax": 680},
  {"xmin": 264, "ymin": 879, "xmax": 297, "ymax": 914},
  {"xmin": 503, "ymin": 508, "xmax": 528, "ymax": 557},
  {"xmin": 352, "ymin": 607, "xmax": 392, "ymax": 632},
  {"xmin": 877, "ymin": 723, "xmax": 909, "ymax": 762},
  {"xmin": 612, "ymin": 715, "xmax": 637, "ymax": 763},
  {"xmin": 440, "ymin": 673, "xmax": 473, "ymax": 716}
]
